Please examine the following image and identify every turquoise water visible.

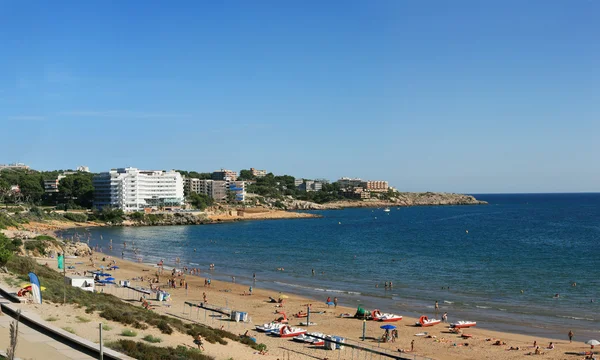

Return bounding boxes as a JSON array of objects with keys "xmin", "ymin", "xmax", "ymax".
[{"xmin": 61, "ymin": 193, "xmax": 600, "ymax": 339}]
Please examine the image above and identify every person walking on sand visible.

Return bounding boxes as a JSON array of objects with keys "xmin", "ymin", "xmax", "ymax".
[
  {"xmin": 194, "ymin": 334, "xmax": 205, "ymax": 351},
  {"xmin": 411, "ymin": 340, "xmax": 414, "ymax": 352},
  {"xmin": 568, "ymin": 330, "xmax": 573, "ymax": 343},
  {"xmin": 333, "ymin": 297, "xmax": 338, "ymax": 308}
]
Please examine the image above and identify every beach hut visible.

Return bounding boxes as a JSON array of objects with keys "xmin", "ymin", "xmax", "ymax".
[
  {"xmin": 65, "ymin": 276, "xmax": 95, "ymax": 292},
  {"xmin": 230, "ymin": 311, "xmax": 249, "ymax": 322}
]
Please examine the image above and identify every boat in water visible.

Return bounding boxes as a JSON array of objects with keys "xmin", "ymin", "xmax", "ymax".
[{"xmin": 383, "ymin": 207, "xmax": 391, "ymax": 212}]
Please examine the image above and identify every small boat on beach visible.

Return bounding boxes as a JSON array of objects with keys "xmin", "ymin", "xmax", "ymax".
[
  {"xmin": 255, "ymin": 323, "xmax": 285, "ymax": 333},
  {"xmin": 275, "ymin": 325, "xmax": 307, "ymax": 338},
  {"xmin": 416, "ymin": 315, "xmax": 441, "ymax": 327},
  {"xmin": 298, "ymin": 321, "xmax": 317, "ymax": 326},
  {"xmin": 379, "ymin": 313, "xmax": 403, "ymax": 322},
  {"xmin": 450, "ymin": 321, "xmax": 477, "ymax": 329},
  {"xmin": 293, "ymin": 332, "xmax": 326, "ymax": 346}
]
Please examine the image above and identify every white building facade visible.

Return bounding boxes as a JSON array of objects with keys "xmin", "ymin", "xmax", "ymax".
[{"xmin": 93, "ymin": 168, "xmax": 184, "ymax": 211}]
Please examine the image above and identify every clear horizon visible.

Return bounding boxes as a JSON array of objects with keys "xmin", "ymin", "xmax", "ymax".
[{"xmin": 1, "ymin": 1, "xmax": 598, "ymax": 193}]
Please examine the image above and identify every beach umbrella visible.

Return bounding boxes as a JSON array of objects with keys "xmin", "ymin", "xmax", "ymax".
[
  {"xmin": 105, "ymin": 277, "xmax": 116, "ymax": 282},
  {"xmin": 586, "ymin": 340, "xmax": 600, "ymax": 346},
  {"xmin": 99, "ymin": 273, "xmax": 111, "ymax": 277},
  {"xmin": 279, "ymin": 295, "xmax": 289, "ymax": 299},
  {"xmin": 109, "ymin": 266, "xmax": 119, "ymax": 270},
  {"xmin": 326, "ymin": 301, "xmax": 335, "ymax": 306},
  {"xmin": 380, "ymin": 325, "xmax": 396, "ymax": 330}
]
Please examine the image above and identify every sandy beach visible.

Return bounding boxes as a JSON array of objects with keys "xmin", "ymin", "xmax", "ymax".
[{"xmin": 11, "ymin": 246, "xmax": 593, "ymax": 360}]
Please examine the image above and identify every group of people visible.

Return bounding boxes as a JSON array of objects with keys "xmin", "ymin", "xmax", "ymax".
[
  {"xmin": 382, "ymin": 328, "xmax": 399, "ymax": 343},
  {"xmin": 325, "ymin": 296, "xmax": 338, "ymax": 308}
]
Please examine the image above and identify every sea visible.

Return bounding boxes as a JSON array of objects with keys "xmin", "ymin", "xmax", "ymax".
[{"xmin": 60, "ymin": 193, "xmax": 600, "ymax": 340}]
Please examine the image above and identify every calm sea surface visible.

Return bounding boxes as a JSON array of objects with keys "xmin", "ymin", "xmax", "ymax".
[{"xmin": 61, "ymin": 193, "xmax": 600, "ymax": 339}]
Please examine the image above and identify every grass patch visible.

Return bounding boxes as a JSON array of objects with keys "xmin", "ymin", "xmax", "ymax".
[
  {"xmin": 121, "ymin": 329, "xmax": 138, "ymax": 337},
  {"xmin": 76, "ymin": 315, "xmax": 90, "ymax": 323},
  {"xmin": 5, "ymin": 256, "xmax": 261, "ymax": 351},
  {"xmin": 45, "ymin": 316, "xmax": 59, "ymax": 322},
  {"xmin": 107, "ymin": 340, "xmax": 214, "ymax": 360},
  {"xmin": 102, "ymin": 323, "xmax": 113, "ymax": 331},
  {"xmin": 62, "ymin": 327, "xmax": 76, "ymax": 334},
  {"xmin": 142, "ymin": 334, "xmax": 162, "ymax": 343}
]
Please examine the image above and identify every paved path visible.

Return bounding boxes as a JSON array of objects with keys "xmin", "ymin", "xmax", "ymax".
[{"xmin": 0, "ymin": 313, "xmax": 95, "ymax": 360}]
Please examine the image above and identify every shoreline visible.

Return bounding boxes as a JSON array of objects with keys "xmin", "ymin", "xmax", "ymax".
[
  {"xmin": 60, "ymin": 249, "xmax": 594, "ymax": 359},
  {"xmin": 2, "ymin": 219, "xmax": 594, "ymax": 360}
]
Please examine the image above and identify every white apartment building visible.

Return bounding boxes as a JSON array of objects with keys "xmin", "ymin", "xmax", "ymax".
[{"xmin": 93, "ymin": 167, "xmax": 184, "ymax": 211}]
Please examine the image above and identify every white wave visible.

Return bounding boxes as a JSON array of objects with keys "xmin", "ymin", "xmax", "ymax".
[
  {"xmin": 556, "ymin": 315, "xmax": 595, "ymax": 321},
  {"xmin": 443, "ymin": 301, "xmax": 454, "ymax": 304},
  {"xmin": 476, "ymin": 306, "xmax": 491, "ymax": 309}
]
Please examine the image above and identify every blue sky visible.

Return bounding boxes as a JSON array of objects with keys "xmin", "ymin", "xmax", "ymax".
[{"xmin": 0, "ymin": 1, "xmax": 598, "ymax": 193}]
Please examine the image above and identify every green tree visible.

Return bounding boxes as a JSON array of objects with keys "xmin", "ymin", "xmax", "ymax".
[
  {"xmin": 238, "ymin": 169, "xmax": 255, "ymax": 181},
  {"xmin": 58, "ymin": 173, "xmax": 95, "ymax": 208},
  {"xmin": 188, "ymin": 193, "xmax": 214, "ymax": 210}
]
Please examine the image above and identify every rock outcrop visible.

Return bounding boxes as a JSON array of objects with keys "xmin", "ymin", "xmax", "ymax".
[{"xmin": 257, "ymin": 192, "xmax": 486, "ymax": 210}]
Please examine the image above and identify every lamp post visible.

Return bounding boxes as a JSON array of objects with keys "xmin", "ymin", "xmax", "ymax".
[{"xmin": 362, "ymin": 319, "xmax": 366, "ymax": 341}]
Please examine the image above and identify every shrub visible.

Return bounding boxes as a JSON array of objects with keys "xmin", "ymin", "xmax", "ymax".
[
  {"xmin": 142, "ymin": 334, "xmax": 162, "ymax": 343},
  {"xmin": 106, "ymin": 340, "xmax": 214, "ymax": 360},
  {"xmin": 129, "ymin": 212, "xmax": 144, "ymax": 221},
  {"xmin": 121, "ymin": 329, "xmax": 138, "ymax": 337},
  {"xmin": 62, "ymin": 327, "xmax": 76, "ymax": 334},
  {"xmin": 76, "ymin": 315, "xmax": 90, "ymax": 323},
  {"xmin": 102, "ymin": 324, "xmax": 112, "ymax": 331},
  {"xmin": 45, "ymin": 316, "xmax": 58, "ymax": 322},
  {"xmin": 157, "ymin": 320, "xmax": 173, "ymax": 335},
  {"xmin": 24, "ymin": 240, "xmax": 47, "ymax": 256},
  {"xmin": 64, "ymin": 212, "xmax": 88, "ymax": 222}
]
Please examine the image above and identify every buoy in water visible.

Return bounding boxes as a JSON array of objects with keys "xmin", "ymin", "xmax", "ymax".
[
  {"xmin": 466, "ymin": 230, "xmax": 469, "ymax": 234},
  {"xmin": 338, "ymin": 222, "xmax": 341, "ymax": 225}
]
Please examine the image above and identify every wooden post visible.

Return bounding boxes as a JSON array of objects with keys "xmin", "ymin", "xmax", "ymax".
[{"xmin": 99, "ymin": 322, "xmax": 104, "ymax": 360}]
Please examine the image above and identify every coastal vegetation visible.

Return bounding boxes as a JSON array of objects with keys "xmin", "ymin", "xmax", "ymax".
[
  {"xmin": 106, "ymin": 340, "xmax": 213, "ymax": 360},
  {"xmin": 4, "ymin": 255, "xmax": 263, "ymax": 354}
]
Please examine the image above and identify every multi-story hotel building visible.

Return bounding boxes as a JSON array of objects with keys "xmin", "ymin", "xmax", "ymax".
[
  {"xmin": 250, "ymin": 168, "xmax": 267, "ymax": 178},
  {"xmin": 337, "ymin": 177, "xmax": 364, "ymax": 188},
  {"xmin": 212, "ymin": 169, "xmax": 238, "ymax": 181},
  {"xmin": 93, "ymin": 168, "xmax": 184, "ymax": 211},
  {"xmin": 184, "ymin": 177, "xmax": 245, "ymax": 202},
  {"xmin": 361, "ymin": 180, "xmax": 389, "ymax": 192}
]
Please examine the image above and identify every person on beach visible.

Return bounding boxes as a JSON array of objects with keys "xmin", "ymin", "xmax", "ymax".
[
  {"xmin": 326, "ymin": 296, "xmax": 331, "ymax": 304},
  {"xmin": 435, "ymin": 300, "xmax": 439, "ymax": 312},
  {"xmin": 249, "ymin": 286, "xmax": 253, "ymax": 295},
  {"xmin": 547, "ymin": 342, "xmax": 554, "ymax": 350},
  {"xmin": 253, "ymin": 273, "xmax": 256, "ymax": 281},
  {"xmin": 312, "ymin": 269, "xmax": 315, "ymax": 276},
  {"xmin": 384, "ymin": 282, "xmax": 388, "ymax": 289},
  {"xmin": 203, "ymin": 292, "xmax": 207, "ymax": 304},
  {"xmin": 194, "ymin": 334, "xmax": 205, "ymax": 351},
  {"xmin": 568, "ymin": 330, "xmax": 574, "ymax": 343},
  {"xmin": 411, "ymin": 340, "xmax": 414, "ymax": 352},
  {"xmin": 442, "ymin": 312, "xmax": 448, "ymax": 322},
  {"xmin": 333, "ymin": 297, "xmax": 338, "ymax": 308},
  {"xmin": 389, "ymin": 281, "xmax": 393, "ymax": 288}
]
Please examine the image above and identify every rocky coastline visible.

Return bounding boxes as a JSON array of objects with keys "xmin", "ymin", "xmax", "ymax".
[{"xmin": 275, "ymin": 192, "xmax": 487, "ymax": 210}]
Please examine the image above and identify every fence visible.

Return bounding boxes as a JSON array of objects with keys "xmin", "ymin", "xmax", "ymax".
[{"xmin": 100, "ymin": 285, "xmax": 433, "ymax": 360}]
